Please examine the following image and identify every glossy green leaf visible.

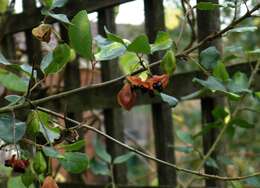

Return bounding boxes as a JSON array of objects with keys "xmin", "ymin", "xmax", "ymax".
[
  {"xmin": 114, "ymin": 152, "xmax": 135, "ymax": 164},
  {"xmin": 0, "ymin": 68, "xmax": 28, "ymax": 92},
  {"xmin": 69, "ymin": 10, "xmax": 93, "ymax": 60},
  {"xmin": 42, "ymin": 9, "xmax": 70, "ymax": 24},
  {"xmin": 44, "ymin": 44, "xmax": 71, "ymax": 74},
  {"xmin": 58, "ymin": 152, "xmax": 88, "ymax": 174},
  {"xmin": 4, "ymin": 95, "xmax": 24, "ymax": 104},
  {"xmin": 193, "ymin": 76, "xmax": 226, "ymax": 92},
  {"xmin": 104, "ymin": 27, "xmax": 125, "ymax": 45},
  {"xmin": 33, "ymin": 151, "xmax": 47, "ymax": 174},
  {"xmin": 95, "ymin": 42, "xmax": 126, "ymax": 61},
  {"xmin": 196, "ymin": 2, "xmax": 223, "ymax": 10},
  {"xmin": 200, "ymin": 47, "xmax": 220, "ymax": 70},
  {"xmin": 119, "ymin": 52, "xmax": 140, "ymax": 74},
  {"xmin": 8, "ymin": 176, "xmax": 34, "ymax": 188},
  {"xmin": 94, "ymin": 138, "xmax": 112, "ymax": 163},
  {"xmin": 60, "ymin": 139, "xmax": 85, "ymax": 152},
  {"xmin": 230, "ymin": 118, "xmax": 254, "ymax": 129},
  {"xmin": 176, "ymin": 130, "xmax": 194, "ymax": 144},
  {"xmin": 26, "ymin": 111, "xmax": 41, "ymax": 136},
  {"xmin": 213, "ymin": 62, "xmax": 229, "ymax": 82},
  {"xmin": 151, "ymin": 31, "xmax": 173, "ymax": 53},
  {"xmin": 51, "ymin": 0, "xmax": 68, "ymax": 9},
  {"xmin": 127, "ymin": 34, "xmax": 151, "ymax": 54},
  {"xmin": 159, "ymin": 93, "xmax": 178, "ymax": 107},
  {"xmin": 39, "ymin": 122, "xmax": 60, "ymax": 143},
  {"xmin": 42, "ymin": 0, "xmax": 53, "ymax": 9},
  {"xmin": 89, "ymin": 158, "xmax": 110, "ymax": 176},
  {"xmin": 0, "ymin": 115, "xmax": 26, "ymax": 143},
  {"xmin": 42, "ymin": 146, "xmax": 64, "ymax": 159},
  {"xmin": 21, "ymin": 168, "xmax": 34, "ymax": 187},
  {"xmin": 0, "ymin": 0, "xmax": 8, "ymax": 14},
  {"xmin": 161, "ymin": 50, "xmax": 176, "ymax": 75},
  {"xmin": 40, "ymin": 52, "xmax": 53, "ymax": 72}
]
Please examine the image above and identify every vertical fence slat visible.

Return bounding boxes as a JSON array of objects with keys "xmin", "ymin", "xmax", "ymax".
[
  {"xmin": 144, "ymin": 0, "xmax": 177, "ymax": 186},
  {"xmin": 98, "ymin": 8, "xmax": 127, "ymax": 184},
  {"xmin": 197, "ymin": 0, "xmax": 224, "ymax": 187}
]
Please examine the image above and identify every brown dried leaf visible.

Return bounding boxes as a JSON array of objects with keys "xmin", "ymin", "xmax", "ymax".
[{"xmin": 32, "ymin": 24, "xmax": 52, "ymax": 43}]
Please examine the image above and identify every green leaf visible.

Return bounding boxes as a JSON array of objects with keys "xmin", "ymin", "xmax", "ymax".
[
  {"xmin": 33, "ymin": 151, "xmax": 47, "ymax": 174},
  {"xmin": 40, "ymin": 52, "xmax": 53, "ymax": 73},
  {"xmin": 104, "ymin": 27, "xmax": 125, "ymax": 45},
  {"xmin": 227, "ymin": 26, "xmax": 257, "ymax": 33},
  {"xmin": 161, "ymin": 50, "xmax": 176, "ymax": 75},
  {"xmin": 42, "ymin": 9, "xmax": 70, "ymax": 24},
  {"xmin": 212, "ymin": 106, "xmax": 229, "ymax": 120},
  {"xmin": 0, "ymin": 163, "xmax": 12, "ymax": 178},
  {"xmin": 44, "ymin": 44, "xmax": 71, "ymax": 74},
  {"xmin": 196, "ymin": 2, "xmax": 223, "ymax": 10},
  {"xmin": 200, "ymin": 47, "xmax": 220, "ymax": 70},
  {"xmin": 230, "ymin": 118, "xmax": 254, "ymax": 129},
  {"xmin": 193, "ymin": 76, "xmax": 226, "ymax": 92},
  {"xmin": 95, "ymin": 42, "xmax": 126, "ymax": 61},
  {"xmin": 42, "ymin": 0, "xmax": 53, "ymax": 9},
  {"xmin": 39, "ymin": 122, "xmax": 60, "ymax": 143},
  {"xmin": 213, "ymin": 62, "xmax": 229, "ymax": 82},
  {"xmin": 119, "ymin": 52, "xmax": 140, "ymax": 74},
  {"xmin": 151, "ymin": 31, "xmax": 173, "ymax": 53},
  {"xmin": 159, "ymin": 93, "xmax": 178, "ymax": 107},
  {"xmin": 94, "ymin": 138, "xmax": 112, "ymax": 163},
  {"xmin": 0, "ymin": 51, "xmax": 10, "ymax": 65},
  {"xmin": 0, "ymin": 115, "xmax": 26, "ymax": 143},
  {"xmin": 205, "ymin": 158, "xmax": 219, "ymax": 169},
  {"xmin": 89, "ymin": 158, "xmax": 110, "ymax": 176},
  {"xmin": 4, "ymin": 95, "xmax": 24, "ymax": 104},
  {"xmin": 21, "ymin": 168, "xmax": 34, "ymax": 187},
  {"xmin": 176, "ymin": 130, "xmax": 194, "ymax": 144},
  {"xmin": 8, "ymin": 176, "xmax": 34, "ymax": 188},
  {"xmin": 26, "ymin": 111, "xmax": 41, "ymax": 136},
  {"xmin": 42, "ymin": 146, "xmax": 64, "ymax": 159},
  {"xmin": 51, "ymin": 0, "xmax": 68, "ymax": 9},
  {"xmin": 0, "ymin": 68, "xmax": 28, "ymax": 92},
  {"xmin": 69, "ymin": 10, "xmax": 93, "ymax": 60},
  {"xmin": 0, "ymin": 0, "xmax": 8, "ymax": 14},
  {"xmin": 58, "ymin": 152, "xmax": 88, "ymax": 174},
  {"xmin": 114, "ymin": 152, "xmax": 135, "ymax": 164},
  {"xmin": 227, "ymin": 72, "xmax": 250, "ymax": 93},
  {"xmin": 127, "ymin": 34, "xmax": 151, "ymax": 54},
  {"xmin": 60, "ymin": 139, "xmax": 85, "ymax": 152}
]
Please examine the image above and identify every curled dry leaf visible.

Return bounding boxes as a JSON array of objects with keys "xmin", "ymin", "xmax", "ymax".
[
  {"xmin": 41, "ymin": 176, "xmax": 59, "ymax": 188},
  {"xmin": 117, "ymin": 83, "xmax": 137, "ymax": 110},
  {"xmin": 5, "ymin": 155, "xmax": 29, "ymax": 173},
  {"xmin": 32, "ymin": 24, "xmax": 52, "ymax": 43}
]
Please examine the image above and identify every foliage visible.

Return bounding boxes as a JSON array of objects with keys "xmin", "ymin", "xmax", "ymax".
[{"xmin": 0, "ymin": 1, "xmax": 259, "ymax": 187}]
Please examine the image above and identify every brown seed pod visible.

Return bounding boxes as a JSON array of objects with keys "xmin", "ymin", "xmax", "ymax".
[
  {"xmin": 117, "ymin": 83, "xmax": 137, "ymax": 110},
  {"xmin": 32, "ymin": 24, "xmax": 52, "ymax": 43}
]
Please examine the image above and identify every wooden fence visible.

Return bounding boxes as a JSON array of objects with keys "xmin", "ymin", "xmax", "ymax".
[{"xmin": 0, "ymin": 0, "xmax": 258, "ymax": 187}]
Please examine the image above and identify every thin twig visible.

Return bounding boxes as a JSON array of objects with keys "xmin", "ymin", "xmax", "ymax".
[{"xmin": 35, "ymin": 106, "xmax": 260, "ymax": 181}]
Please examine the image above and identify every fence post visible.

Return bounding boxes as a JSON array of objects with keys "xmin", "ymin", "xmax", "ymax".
[
  {"xmin": 197, "ymin": 0, "xmax": 224, "ymax": 187},
  {"xmin": 144, "ymin": 0, "xmax": 177, "ymax": 186},
  {"xmin": 98, "ymin": 7, "xmax": 127, "ymax": 184}
]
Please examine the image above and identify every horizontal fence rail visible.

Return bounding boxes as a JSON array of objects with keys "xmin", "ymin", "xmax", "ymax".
[
  {"xmin": 1, "ymin": 0, "xmax": 134, "ymax": 35},
  {"xmin": 42, "ymin": 62, "xmax": 259, "ymax": 111}
]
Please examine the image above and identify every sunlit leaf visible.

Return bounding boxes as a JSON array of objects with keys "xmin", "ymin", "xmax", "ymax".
[
  {"xmin": 127, "ymin": 34, "xmax": 151, "ymax": 54},
  {"xmin": 69, "ymin": 10, "xmax": 93, "ymax": 60},
  {"xmin": 0, "ymin": 68, "xmax": 28, "ymax": 92},
  {"xmin": 42, "ymin": 9, "xmax": 70, "ymax": 24},
  {"xmin": 161, "ymin": 50, "xmax": 176, "ymax": 75},
  {"xmin": 95, "ymin": 42, "xmax": 126, "ymax": 61},
  {"xmin": 105, "ymin": 27, "xmax": 125, "ymax": 45},
  {"xmin": 151, "ymin": 31, "xmax": 173, "ymax": 53},
  {"xmin": 60, "ymin": 140, "xmax": 85, "ymax": 152}
]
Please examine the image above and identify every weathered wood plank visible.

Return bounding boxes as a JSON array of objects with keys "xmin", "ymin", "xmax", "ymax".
[
  {"xmin": 50, "ymin": 62, "xmax": 259, "ymax": 112},
  {"xmin": 144, "ymin": 0, "xmax": 176, "ymax": 186},
  {"xmin": 2, "ymin": 0, "xmax": 134, "ymax": 35}
]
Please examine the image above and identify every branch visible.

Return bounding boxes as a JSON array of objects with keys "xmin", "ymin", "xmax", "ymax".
[
  {"xmin": 36, "ymin": 106, "xmax": 260, "ymax": 181},
  {"xmin": 0, "ymin": 4, "xmax": 259, "ymax": 114}
]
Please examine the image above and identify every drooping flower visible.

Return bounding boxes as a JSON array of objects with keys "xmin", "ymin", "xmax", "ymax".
[
  {"xmin": 117, "ymin": 83, "xmax": 137, "ymax": 110},
  {"xmin": 5, "ymin": 155, "xmax": 29, "ymax": 173}
]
